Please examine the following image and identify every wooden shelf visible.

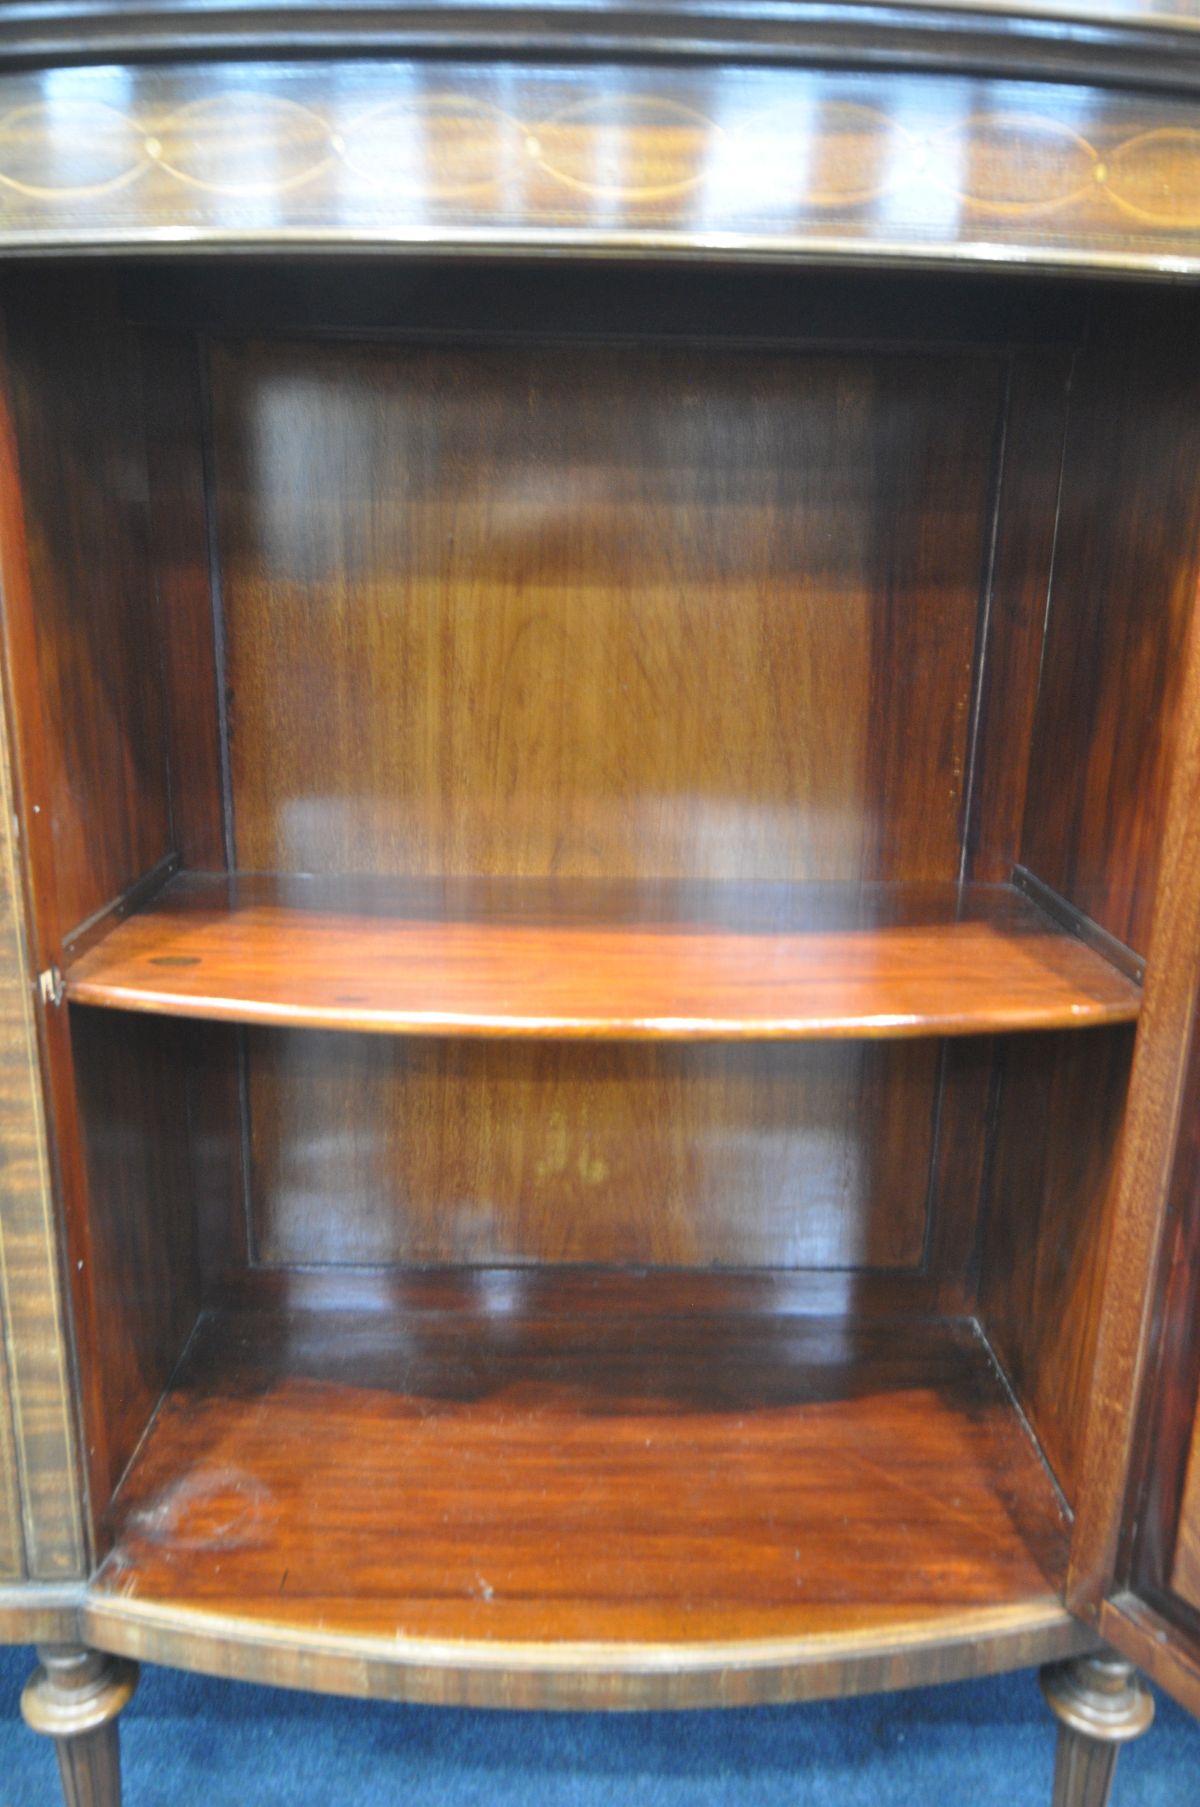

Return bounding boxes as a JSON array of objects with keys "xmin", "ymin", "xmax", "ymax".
[
  {"xmin": 63, "ymin": 873, "xmax": 1140, "ymax": 1041},
  {"xmin": 88, "ymin": 1278, "xmax": 1073, "ymax": 1709}
]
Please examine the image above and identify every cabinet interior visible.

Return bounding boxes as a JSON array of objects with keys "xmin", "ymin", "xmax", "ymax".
[{"xmin": 4, "ymin": 259, "xmax": 1196, "ymax": 1693}]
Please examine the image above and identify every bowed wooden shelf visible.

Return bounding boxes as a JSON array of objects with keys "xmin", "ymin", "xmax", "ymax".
[
  {"xmin": 63, "ymin": 873, "xmax": 1140, "ymax": 1041},
  {"xmin": 85, "ymin": 1277, "xmax": 1075, "ymax": 1710}
]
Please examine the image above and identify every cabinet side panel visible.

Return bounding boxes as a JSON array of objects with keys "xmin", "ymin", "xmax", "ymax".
[
  {"xmin": 4, "ymin": 274, "xmax": 173, "ymax": 941},
  {"xmin": 978, "ymin": 1024, "xmax": 1135, "ymax": 1504},
  {"xmin": 67, "ymin": 1009, "xmax": 201, "ymax": 1508},
  {"xmin": 1020, "ymin": 290, "xmax": 1200, "ymax": 954},
  {"xmin": 0, "ymin": 707, "xmax": 84, "ymax": 1577}
]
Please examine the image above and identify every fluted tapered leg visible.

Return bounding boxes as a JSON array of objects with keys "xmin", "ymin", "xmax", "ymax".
[
  {"xmin": 21, "ymin": 1645, "xmax": 138, "ymax": 1807},
  {"xmin": 1040, "ymin": 1651, "xmax": 1154, "ymax": 1807}
]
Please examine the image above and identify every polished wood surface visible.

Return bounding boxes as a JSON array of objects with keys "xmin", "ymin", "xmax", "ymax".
[
  {"xmin": 78, "ymin": 1596, "xmax": 1095, "ymax": 1712},
  {"xmin": 88, "ymin": 1291, "xmax": 1072, "ymax": 1707},
  {"xmin": 4, "ymin": 61, "xmax": 1200, "ymax": 271},
  {"xmin": 1124, "ymin": 1004, "xmax": 1200, "ymax": 1623},
  {"xmin": 0, "ymin": 313, "xmax": 86, "ymax": 1583},
  {"xmin": 979, "ymin": 1026, "xmax": 1136, "ymax": 1505},
  {"xmin": 1066, "ymin": 556, "xmax": 1200, "ymax": 1619},
  {"xmin": 212, "ymin": 339, "xmax": 995, "ymax": 887},
  {"xmin": 9, "ymin": 0, "xmax": 1200, "ymax": 101},
  {"xmin": 126, "ymin": 261, "xmax": 1089, "ymax": 348},
  {"xmin": 963, "ymin": 348, "xmax": 1074, "ymax": 885},
  {"xmin": 65, "ymin": 875, "xmax": 1140, "ymax": 1040},
  {"xmin": 0, "ymin": 276, "xmax": 187, "ymax": 1541},
  {"xmin": 244, "ymin": 1031, "xmax": 936, "ymax": 1269},
  {"xmin": 1155, "ymin": 1018, "xmax": 1200, "ymax": 1622},
  {"xmin": 1020, "ymin": 293, "xmax": 1200, "ymax": 956},
  {"xmin": 4, "ymin": 281, "xmax": 172, "ymax": 944},
  {"xmin": 67, "ymin": 1012, "xmax": 201, "ymax": 1511},
  {"xmin": 2, "ymin": 37, "xmax": 1200, "ymax": 1762},
  {"xmin": 1171, "ymin": 1411, "xmax": 1200, "ymax": 1612},
  {"xmin": 1040, "ymin": 1652, "xmax": 1155, "ymax": 1807},
  {"xmin": 1098, "ymin": 1592, "xmax": 1200, "ymax": 1721},
  {"xmin": 142, "ymin": 329, "xmax": 228, "ymax": 876},
  {"xmin": 20, "ymin": 1646, "xmax": 137, "ymax": 1807}
]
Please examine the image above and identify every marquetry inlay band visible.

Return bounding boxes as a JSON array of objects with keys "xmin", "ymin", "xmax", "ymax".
[{"xmin": 1, "ymin": 61, "xmax": 1200, "ymax": 269}]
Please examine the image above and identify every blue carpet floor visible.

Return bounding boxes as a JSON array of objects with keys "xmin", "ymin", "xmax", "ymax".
[{"xmin": 0, "ymin": 1645, "xmax": 1196, "ymax": 1806}]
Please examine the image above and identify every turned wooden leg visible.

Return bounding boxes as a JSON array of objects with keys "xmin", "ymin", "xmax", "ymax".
[
  {"xmin": 1040, "ymin": 1650, "xmax": 1154, "ymax": 1807},
  {"xmin": 20, "ymin": 1646, "xmax": 138, "ymax": 1807}
]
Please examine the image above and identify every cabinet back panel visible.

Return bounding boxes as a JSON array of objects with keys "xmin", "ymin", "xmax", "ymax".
[
  {"xmin": 207, "ymin": 339, "xmax": 999, "ymax": 1272},
  {"xmin": 211, "ymin": 341, "xmax": 1000, "ymax": 884},
  {"xmin": 248, "ymin": 1031, "xmax": 936, "ymax": 1269}
]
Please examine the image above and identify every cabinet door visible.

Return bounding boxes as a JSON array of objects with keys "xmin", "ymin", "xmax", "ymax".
[
  {"xmin": 1173, "ymin": 1411, "xmax": 1200, "ymax": 1619},
  {"xmin": 1058, "ymin": 581, "xmax": 1200, "ymax": 1715},
  {"xmin": 1079, "ymin": 985, "xmax": 1200, "ymax": 1717},
  {"xmin": 1109, "ymin": 994, "xmax": 1200, "ymax": 1715}
]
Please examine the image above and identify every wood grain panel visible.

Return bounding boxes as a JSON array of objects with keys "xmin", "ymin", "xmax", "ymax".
[
  {"xmin": 142, "ymin": 329, "xmax": 227, "ymax": 874},
  {"xmin": 964, "ymin": 347, "xmax": 1074, "ymax": 884},
  {"xmin": 4, "ymin": 276, "xmax": 172, "ymax": 942},
  {"xmin": 0, "ymin": 697, "xmax": 57, "ymax": 1575},
  {"xmin": 978, "ymin": 1024, "xmax": 1136, "ymax": 1503},
  {"xmin": 79, "ymin": 1594, "xmax": 1094, "ymax": 1711},
  {"xmin": 212, "ymin": 340, "xmax": 997, "ymax": 885},
  {"xmin": 68, "ymin": 1010, "xmax": 202, "ymax": 1511},
  {"xmin": 921, "ymin": 1036, "xmax": 997, "ymax": 1313},
  {"xmin": 89, "ymin": 1295, "xmax": 1071, "ymax": 1707},
  {"xmin": 1066, "ymin": 528, "xmax": 1200, "ymax": 1615},
  {"xmin": 212, "ymin": 1262, "xmax": 991, "ymax": 1321},
  {"xmin": 1020, "ymin": 291, "xmax": 1200, "ymax": 956},
  {"xmin": 246, "ymin": 1028, "xmax": 936, "ymax": 1269},
  {"xmin": 0, "ymin": 318, "xmax": 85, "ymax": 1582},
  {"xmin": 1098, "ymin": 1593, "xmax": 1200, "ymax": 1724},
  {"xmin": 1126, "ymin": 1003, "xmax": 1200, "ymax": 1614},
  {"xmin": 2, "ymin": 62, "xmax": 1200, "ymax": 273},
  {"xmin": 1172, "ymin": 1411, "xmax": 1200, "ymax": 1613},
  {"xmin": 65, "ymin": 874, "xmax": 1140, "ymax": 1041}
]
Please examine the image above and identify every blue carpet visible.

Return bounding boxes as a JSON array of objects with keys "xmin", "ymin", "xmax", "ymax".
[{"xmin": 0, "ymin": 1645, "xmax": 1196, "ymax": 1805}]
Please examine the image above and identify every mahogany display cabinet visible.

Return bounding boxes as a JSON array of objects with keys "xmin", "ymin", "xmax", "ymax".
[{"xmin": 2, "ymin": 6, "xmax": 1200, "ymax": 1805}]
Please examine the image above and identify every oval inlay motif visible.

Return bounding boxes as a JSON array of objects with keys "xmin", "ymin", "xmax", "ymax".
[
  {"xmin": 724, "ymin": 103, "xmax": 919, "ymax": 214},
  {"xmin": 935, "ymin": 113, "xmax": 1097, "ymax": 212},
  {"xmin": 154, "ymin": 94, "xmax": 331, "ymax": 195},
  {"xmin": 338, "ymin": 94, "xmax": 514, "ymax": 199},
  {"xmin": 1106, "ymin": 128, "xmax": 1200, "ymax": 225},
  {"xmin": 0, "ymin": 100, "xmax": 144, "ymax": 197},
  {"xmin": 533, "ymin": 95, "xmax": 716, "ymax": 201}
]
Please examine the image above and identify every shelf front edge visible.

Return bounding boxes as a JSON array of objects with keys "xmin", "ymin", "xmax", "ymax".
[{"xmin": 81, "ymin": 1593, "xmax": 1092, "ymax": 1710}]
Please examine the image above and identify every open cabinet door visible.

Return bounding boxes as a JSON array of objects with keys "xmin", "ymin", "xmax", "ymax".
[
  {"xmin": 1080, "ymin": 993, "xmax": 1200, "ymax": 1719},
  {"xmin": 1065, "ymin": 574, "xmax": 1200, "ymax": 1717}
]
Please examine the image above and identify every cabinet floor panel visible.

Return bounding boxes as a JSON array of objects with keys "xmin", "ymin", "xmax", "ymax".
[
  {"xmin": 64, "ymin": 873, "xmax": 1139, "ymax": 1039},
  {"xmin": 90, "ymin": 1285, "xmax": 1074, "ymax": 1705}
]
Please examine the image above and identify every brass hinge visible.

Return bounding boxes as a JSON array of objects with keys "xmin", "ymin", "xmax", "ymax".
[{"xmin": 37, "ymin": 965, "xmax": 63, "ymax": 1007}]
